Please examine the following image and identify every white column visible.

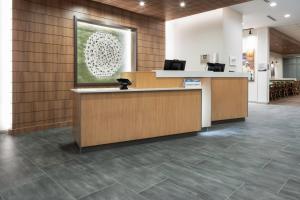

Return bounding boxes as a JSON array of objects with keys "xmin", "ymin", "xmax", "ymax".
[
  {"xmin": 200, "ymin": 78, "xmax": 212, "ymax": 128},
  {"xmin": 256, "ymin": 28, "xmax": 270, "ymax": 103},
  {"xmin": 0, "ymin": 0, "xmax": 13, "ymax": 131}
]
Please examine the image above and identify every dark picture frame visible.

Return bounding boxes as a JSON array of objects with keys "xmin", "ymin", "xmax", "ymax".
[{"xmin": 74, "ymin": 16, "xmax": 137, "ymax": 87}]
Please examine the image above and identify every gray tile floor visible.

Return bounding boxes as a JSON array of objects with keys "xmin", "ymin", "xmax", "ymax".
[{"xmin": 1, "ymin": 103, "xmax": 300, "ymax": 200}]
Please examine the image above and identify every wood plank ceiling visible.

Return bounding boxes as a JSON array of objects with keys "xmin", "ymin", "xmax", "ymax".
[
  {"xmin": 91, "ymin": 0, "xmax": 251, "ymax": 20},
  {"xmin": 270, "ymin": 28, "xmax": 300, "ymax": 55}
]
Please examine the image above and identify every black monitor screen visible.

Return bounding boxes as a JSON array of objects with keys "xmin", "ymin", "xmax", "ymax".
[
  {"xmin": 207, "ymin": 63, "xmax": 216, "ymax": 71},
  {"xmin": 164, "ymin": 60, "xmax": 186, "ymax": 71},
  {"xmin": 207, "ymin": 63, "xmax": 225, "ymax": 72}
]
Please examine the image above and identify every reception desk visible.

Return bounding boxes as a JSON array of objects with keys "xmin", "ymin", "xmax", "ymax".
[
  {"xmin": 122, "ymin": 71, "xmax": 248, "ymax": 127},
  {"xmin": 72, "ymin": 88, "xmax": 202, "ymax": 148}
]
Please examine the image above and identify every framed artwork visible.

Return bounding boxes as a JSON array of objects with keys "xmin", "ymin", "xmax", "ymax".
[
  {"xmin": 242, "ymin": 50, "xmax": 255, "ymax": 82},
  {"xmin": 74, "ymin": 17, "xmax": 137, "ymax": 86}
]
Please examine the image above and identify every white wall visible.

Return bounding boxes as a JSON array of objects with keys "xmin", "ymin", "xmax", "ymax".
[
  {"xmin": 270, "ymin": 52, "xmax": 283, "ymax": 79},
  {"xmin": 0, "ymin": 0, "xmax": 12, "ymax": 131},
  {"xmin": 256, "ymin": 28, "xmax": 270, "ymax": 103},
  {"xmin": 222, "ymin": 8, "xmax": 243, "ymax": 72},
  {"xmin": 166, "ymin": 8, "xmax": 243, "ymax": 72}
]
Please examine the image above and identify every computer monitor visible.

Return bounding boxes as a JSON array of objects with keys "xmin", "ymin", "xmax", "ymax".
[
  {"xmin": 207, "ymin": 63, "xmax": 225, "ymax": 72},
  {"xmin": 164, "ymin": 60, "xmax": 186, "ymax": 71}
]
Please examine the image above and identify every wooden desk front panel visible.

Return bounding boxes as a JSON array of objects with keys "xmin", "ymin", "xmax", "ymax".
[
  {"xmin": 75, "ymin": 90, "xmax": 201, "ymax": 147},
  {"xmin": 211, "ymin": 78, "xmax": 248, "ymax": 121},
  {"xmin": 122, "ymin": 72, "xmax": 184, "ymax": 88}
]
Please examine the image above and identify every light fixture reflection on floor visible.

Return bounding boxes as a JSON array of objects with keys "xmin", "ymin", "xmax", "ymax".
[{"xmin": 270, "ymin": 2, "xmax": 277, "ymax": 7}]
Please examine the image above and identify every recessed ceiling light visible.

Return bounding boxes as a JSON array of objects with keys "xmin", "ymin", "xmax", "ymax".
[
  {"xmin": 180, "ymin": 1, "xmax": 186, "ymax": 8},
  {"xmin": 270, "ymin": 2, "xmax": 277, "ymax": 7},
  {"xmin": 284, "ymin": 14, "xmax": 291, "ymax": 18},
  {"xmin": 139, "ymin": 1, "xmax": 145, "ymax": 6}
]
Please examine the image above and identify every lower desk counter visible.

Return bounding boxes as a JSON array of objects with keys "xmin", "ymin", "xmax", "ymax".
[
  {"xmin": 72, "ymin": 88, "xmax": 202, "ymax": 148},
  {"xmin": 211, "ymin": 77, "xmax": 248, "ymax": 121}
]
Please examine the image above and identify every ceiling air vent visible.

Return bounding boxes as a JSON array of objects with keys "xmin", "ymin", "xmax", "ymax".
[{"xmin": 267, "ymin": 15, "xmax": 277, "ymax": 21}]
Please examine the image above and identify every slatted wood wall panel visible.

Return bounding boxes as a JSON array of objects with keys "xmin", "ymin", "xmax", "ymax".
[{"xmin": 12, "ymin": 0, "xmax": 165, "ymax": 133}]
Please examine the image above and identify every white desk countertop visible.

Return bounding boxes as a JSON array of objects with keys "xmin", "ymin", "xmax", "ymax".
[
  {"xmin": 270, "ymin": 78, "xmax": 297, "ymax": 81},
  {"xmin": 71, "ymin": 87, "xmax": 202, "ymax": 94},
  {"xmin": 154, "ymin": 70, "xmax": 248, "ymax": 78}
]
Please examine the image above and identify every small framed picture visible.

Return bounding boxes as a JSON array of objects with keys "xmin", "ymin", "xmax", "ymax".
[{"xmin": 200, "ymin": 54, "xmax": 209, "ymax": 64}]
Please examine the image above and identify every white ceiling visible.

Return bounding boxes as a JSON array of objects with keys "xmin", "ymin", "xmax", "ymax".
[{"xmin": 231, "ymin": 0, "xmax": 300, "ymax": 41}]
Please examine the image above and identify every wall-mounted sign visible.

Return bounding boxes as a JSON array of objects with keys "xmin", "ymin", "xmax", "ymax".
[{"xmin": 229, "ymin": 56, "xmax": 237, "ymax": 66}]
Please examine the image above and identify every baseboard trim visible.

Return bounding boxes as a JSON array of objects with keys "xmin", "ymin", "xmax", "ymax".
[
  {"xmin": 212, "ymin": 118, "xmax": 246, "ymax": 125},
  {"xmin": 10, "ymin": 121, "xmax": 72, "ymax": 134}
]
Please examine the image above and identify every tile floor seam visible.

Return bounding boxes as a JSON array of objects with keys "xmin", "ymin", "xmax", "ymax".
[
  {"xmin": 288, "ymin": 174, "xmax": 300, "ymax": 182},
  {"xmin": 33, "ymin": 164, "xmax": 77, "ymax": 200},
  {"xmin": 40, "ymin": 158, "xmax": 120, "ymax": 199},
  {"xmin": 84, "ymin": 171, "xmax": 152, "ymax": 200},
  {"xmin": 224, "ymin": 182, "xmax": 245, "ymax": 200},
  {"xmin": 225, "ymin": 142, "xmax": 239, "ymax": 150},
  {"xmin": 282, "ymin": 183, "xmax": 300, "ymax": 196},
  {"xmin": 0, "ymin": 174, "xmax": 47, "ymax": 197},
  {"xmin": 188, "ymin": 169, "xmax": 234, "ymax": 185},
  {"xmin": 77, "ymin": 182, "xmax": 117, "ymax": 200},
  {"xmin": 261, "ymin": 158, "xmax": 273, "ymax": 169},
  {"xmin": 0, "ymin": 153, "xmax": 48, "ymax": 194},
  {"xmin": 160, "ymin": 159, "xmax": 232, "ymax": 185},
  {"xmin": 104, "ymin": 178, "xmax": 151, "ymax": 200},
  {"xmin": 158, "ymin": 160, "xmax": 245, "ymax": 196},
  {"xmin": 79, "ymin": 162, "xmax": 148, "ymax": 199},
  {"xmin": 39, "ymin": 156, "xmax": 76, "ymax": 168},
  {"xmin": 40, "ymin": 158, "xmax": 79, "ymax": 169},
  {"xmin": 17, "ymin": 138, "xmax": 76, "ymax": 167},
  {"xmin": 277, "ymin": 178, "xmax": 289, "ymax": 194},
  {"xmin": 193, "ymin": 159, "xmax": 208, "ymax": 165},
  {"xmin": 280, "ymin": 144, "xmax": 290, "ymax": 151},
  {"xmin": 137, "ymin": 178, "xmax": 169, "ymax": 194}
]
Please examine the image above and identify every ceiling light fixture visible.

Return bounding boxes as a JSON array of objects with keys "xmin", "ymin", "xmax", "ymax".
[
  {"xmin": 270, "ymin": 2, "xmax": 277, "ymax": 7},
  {"xmin": 180, "ymin": 1, "xmax": 186, "ymax": 8},
  {"xmin": 245, "ymin": 28, "xmax": 253, "ymax": 35},
  {"xmin": 284, "ymin": 14, "xmax": 291, "ymax": 18},
  {"xmin": 139, "ymin": 1, "xmax": 145, "ymax": 7}
]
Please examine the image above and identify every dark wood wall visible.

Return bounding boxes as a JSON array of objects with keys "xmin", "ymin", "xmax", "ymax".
[{"xmin": 12, "ymin": 0, "xmax": 165, "ymax": 133}]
